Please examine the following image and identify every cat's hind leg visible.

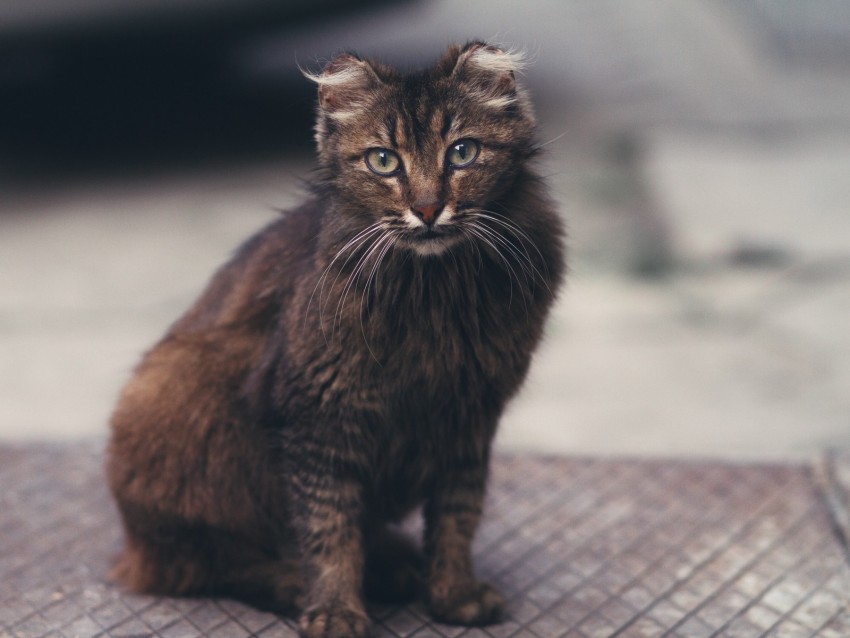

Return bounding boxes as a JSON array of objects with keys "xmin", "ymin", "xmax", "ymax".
[{"xmin": 111, "ymin": 521, "xmax": 303, "ymax": 614}]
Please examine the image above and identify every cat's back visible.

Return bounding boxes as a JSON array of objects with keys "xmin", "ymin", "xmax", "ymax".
[
  {"xmin": 169, "ymin": 199, "xmax": 323, "ymax": 337},
  {"xmin": 107, "ymin": 199, "xmax": 324, "ymax": 523}
]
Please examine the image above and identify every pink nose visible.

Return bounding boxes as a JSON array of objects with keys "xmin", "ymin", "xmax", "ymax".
[{"xmin": 412, "ymin": 201, "xmax": 444, "ymax": 225}]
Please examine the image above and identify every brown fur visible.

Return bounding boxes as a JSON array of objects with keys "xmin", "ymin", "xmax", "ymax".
[{"xmin": 107, "ymin": 42, "xmax": 565, "ymax": 637}]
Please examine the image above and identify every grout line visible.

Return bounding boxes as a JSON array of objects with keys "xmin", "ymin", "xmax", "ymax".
[{"xmin": 810, "ymin": 452, "xmax": 850, "ymax": 568}]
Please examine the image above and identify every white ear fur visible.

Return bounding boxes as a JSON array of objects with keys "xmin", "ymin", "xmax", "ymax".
[
  {"xmin": 304, "ymin": 54, "xmax": 380, "ymax": 121},
  {"xmin": 303, "ymin": 64, "xmax": 370, "ymax": 89},
  {"xmin": 464, "ymin": 46, "xmax": 527, "ymax": 76},
  {"xmin": 453, "ymin": 44, "xmax": 528, "ymax": 111}
]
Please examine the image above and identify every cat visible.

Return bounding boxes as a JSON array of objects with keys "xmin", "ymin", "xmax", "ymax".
[{"xmin": 106, "ymin": 41, "xmax": 565, "ymax": 638}]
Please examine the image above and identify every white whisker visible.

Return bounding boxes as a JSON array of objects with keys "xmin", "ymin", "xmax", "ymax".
[
  {"xmin": 305, "ymin": 223, "xmax": 383, "ymax": 340},
  {"xmin": 534, "ymin": 131, "xmax": 566, "ymax": 149},
  {"xmin": 320, "ymin": 229, "xmax": 383, "ymax": 337},
  {"xmin": 463, "ymin": 223, "xmax": 519, "ymax": 309},
  {"xmin": 361, "ymin": 233, "xmax": 397, "ymax": 319},
  {"xmin": 334, "ymin": 231, "xmax": 393, "ymax": 336},
  {"xmin": 473, "ymin": 222, "xmax": 535, "ymax": 288},
  {"xmin": 475, "ymin": 210, "xmax": 552, "ymax": 294},
  {"xmin": 359, "ymin": 232, "xmax": 399, "ymax": 364}
]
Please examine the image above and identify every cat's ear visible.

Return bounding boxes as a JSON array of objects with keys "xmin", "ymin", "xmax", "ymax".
[
  {"xmin": 450, "ymin": 42, "xmax": 527, "ymax": 111},
  {"xmin": 305, "ymin": 53, "xmax": 382, "ymax": 119}
]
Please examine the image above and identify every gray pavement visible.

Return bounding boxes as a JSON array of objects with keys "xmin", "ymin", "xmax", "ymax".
[
  {"xmin": 3, "ymin": 442, "xmax": 850, "ymax": 637},
  {"xmin": 2, "ymin": 1, "xmax": 850, "ymax": 460}
]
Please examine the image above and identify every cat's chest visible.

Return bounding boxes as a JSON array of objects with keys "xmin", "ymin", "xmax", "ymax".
[
  {"xmin": 366, "ymin": 262, "xmax": 520, "ymax": 379},
  {"xmin": 374, "ymin": 305, "xmax": 493, "ymax": 395},
  {"xmin": 300, "ymin": 253, "xmax": 541, "ymax": 421}
]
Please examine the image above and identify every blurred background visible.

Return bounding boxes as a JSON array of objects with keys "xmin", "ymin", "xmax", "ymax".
[{"xmin": 2, "ymin": 0, "xmax": 849, "ymax": 460}]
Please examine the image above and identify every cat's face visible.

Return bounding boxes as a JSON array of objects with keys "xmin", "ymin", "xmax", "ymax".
[{"xmin": 310, "ymin": 42, "xmax": 536, "ymax": 257}]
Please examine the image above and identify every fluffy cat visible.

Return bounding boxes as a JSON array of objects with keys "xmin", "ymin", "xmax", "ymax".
[{"xmin": 107, "ymin": 41, "xmax": 565, "ymax": 637}]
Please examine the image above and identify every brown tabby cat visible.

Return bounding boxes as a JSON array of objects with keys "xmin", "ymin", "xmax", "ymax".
[{"xmin": 106, "ymin": 41, "xmax": 565, "ymax": 637}]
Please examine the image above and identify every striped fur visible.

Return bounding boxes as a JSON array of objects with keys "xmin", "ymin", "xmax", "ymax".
[{"xmin": 107, "ymin": 41, "xmax": 565, "ymax": 638}]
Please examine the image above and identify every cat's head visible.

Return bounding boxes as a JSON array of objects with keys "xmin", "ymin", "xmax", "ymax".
[{"xmin": 306, "ymin": 42, "xmax": 537, "ymax": 256}]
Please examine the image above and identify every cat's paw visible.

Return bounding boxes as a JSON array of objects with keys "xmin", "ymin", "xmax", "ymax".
[
  {"xmin": 427, "ymin": 581, "xmax": 505, "ymax": 626},
  {"xmin": 298, "ymin": 606, "xmax": 371, "ymax": 638}
]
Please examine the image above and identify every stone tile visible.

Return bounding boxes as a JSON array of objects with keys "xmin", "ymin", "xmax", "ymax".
[{"xmin": 3, "ymin": 445, "xmax": 850, "ymax": 637}]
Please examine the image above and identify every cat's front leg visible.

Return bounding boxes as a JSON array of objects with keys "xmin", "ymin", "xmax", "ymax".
[
  {"xmin": 424, "ymin": 462, "xmax": 505, "ymax": 626},
  {"xmin": 289, "ymin": 458, "xmax": 370, "ymax": 638}
]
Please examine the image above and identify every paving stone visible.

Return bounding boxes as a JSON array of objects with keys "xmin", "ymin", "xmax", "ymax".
[{"xmin": 2, "ymin": 443, "xmax": 850, "ymax": 637}]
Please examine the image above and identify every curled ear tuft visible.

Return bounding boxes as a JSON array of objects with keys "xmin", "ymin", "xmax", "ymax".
[
  {"xmin": 460, "ymin": 42, "xmax": 527, "ymax": 77},
  {"xmin": 450, "ymin": 42, "xmax": 528, "ymax": 111},
  {"xmin": 303, "ymin": 52, "xmax": 382, "ymax": 117}
]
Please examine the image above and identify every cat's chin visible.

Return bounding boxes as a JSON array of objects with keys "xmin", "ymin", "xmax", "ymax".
[{"xmin": 404, "ymin": 235, "xmax": 459, "ymax": 257}]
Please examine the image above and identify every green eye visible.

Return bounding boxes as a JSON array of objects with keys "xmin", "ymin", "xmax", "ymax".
[
  {"xmin": 365, "ymin": 148, "xmax": 401, "ymax": 175},
  {"xmin": 447, "ymin": 139, "xmax": 480, "ymax": 168}
]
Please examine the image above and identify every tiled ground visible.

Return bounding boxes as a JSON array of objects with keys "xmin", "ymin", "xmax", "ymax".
[{"xmin": 2, "ymin": 443, "xmax": 849, "ymax": 637}]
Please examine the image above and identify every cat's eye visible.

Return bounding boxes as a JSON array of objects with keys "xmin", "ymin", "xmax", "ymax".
[
  {"xmin": 365, "ymin": 148, "xmax": 401, "ymax": 175},
  {"xmin": 446, "ymin": 139, "xmax": 480, "ymax": 168}
]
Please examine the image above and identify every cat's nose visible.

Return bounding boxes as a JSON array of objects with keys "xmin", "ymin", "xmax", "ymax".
[{"xmin": 412, "ymin": 200, "xmax": 444, "ymax": 226}]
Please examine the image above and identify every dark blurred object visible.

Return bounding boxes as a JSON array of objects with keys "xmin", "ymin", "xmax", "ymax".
[{"xmin": 0, "ymin": 0, "xmax": 401, "ymax": 181}]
